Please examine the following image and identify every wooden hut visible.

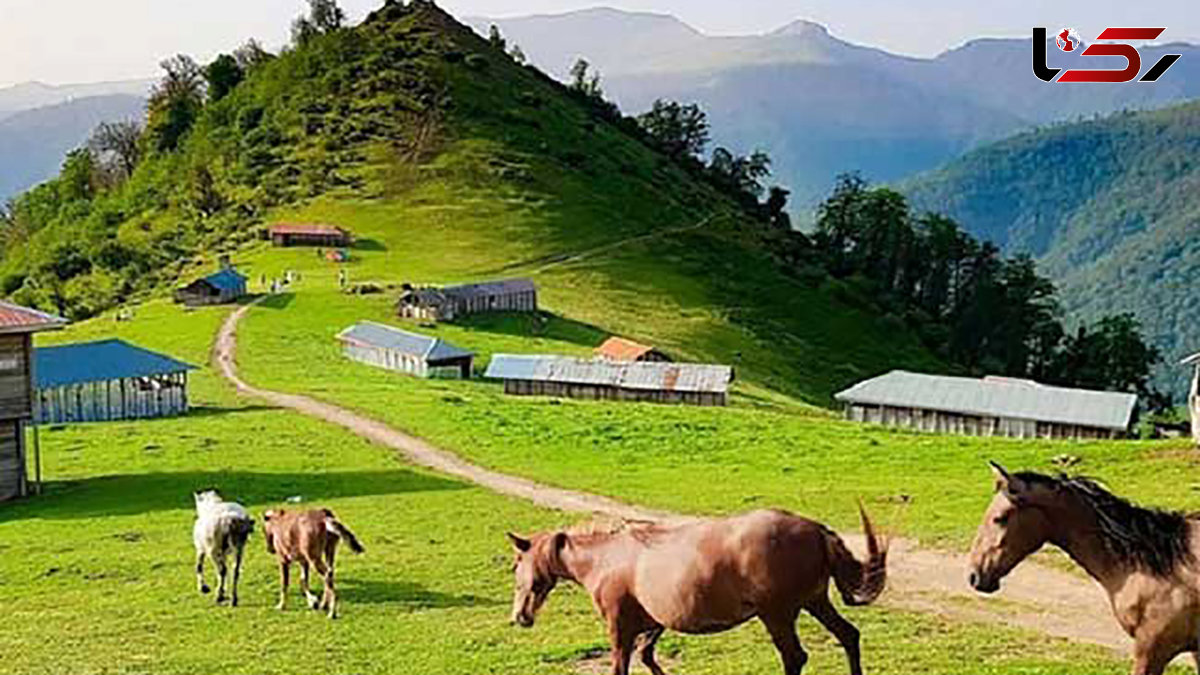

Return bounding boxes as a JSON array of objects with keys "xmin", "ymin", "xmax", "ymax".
[
  {"xmin": 835, "ymin": 371, "xmax": 1138, "ymax": 440},
  {"xmin": 175, "ymin": 265, "xmax": 248, "ymax": 307},
  {"xmin": 485, "ymin": 355, "xmax": 733, "ymax": 407},
  {"xmin": 1183, "ymin": 353, "xmax": 1200, "ymax": 446},
  {"xmin": 398, "ymin": 279, "xmax": 537, "ymax": 322},
  {"xmin": 34, "ymin": 339, "xmax": 196, "ymax": 424},
  {"xmin": 0, "ymin": 301, "xmax": 67, "ymax": 501},
  {"xmin": 337, "ymin": 322, "xmax": 474, "ymax": 379},
  {"xmin": 268, "ymin": 223, "xmax": 352, "ymax": 248},
  {"xmin": 594, "ymin": 337, "xmax": 672, "ymax": 363}
]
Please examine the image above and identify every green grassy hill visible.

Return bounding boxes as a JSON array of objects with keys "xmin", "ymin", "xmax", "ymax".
[{"xmin": 903, "ymin": 101, "xmax": 1200, "ymax": 396}]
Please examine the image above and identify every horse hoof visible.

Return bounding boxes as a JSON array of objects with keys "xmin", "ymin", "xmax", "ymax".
[
  {"xmin": 230, "ymin": 598, "xmax": 239, "ymax": 608},
  {"xmin": 199, "ymin": 585, "xmax": 211, "ymax": 595}
]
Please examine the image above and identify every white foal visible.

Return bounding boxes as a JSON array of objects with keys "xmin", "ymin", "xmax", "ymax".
[{"xmin": 193, "ymin": 489, "xmax": 254, "ymax": 606}]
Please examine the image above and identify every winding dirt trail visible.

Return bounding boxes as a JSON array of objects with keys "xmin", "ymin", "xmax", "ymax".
[{"xmin": 214, "ymin": 302, "xmax": 1136, "ymax": 658}]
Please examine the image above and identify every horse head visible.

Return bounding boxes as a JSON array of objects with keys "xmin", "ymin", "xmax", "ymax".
[
  {"xmin": 506, "ymin": 531, "xmax": 567, "ymax": 628},
  {"xmin": 968, "ymin": 462, "xmax": 1055, "ymax": 593}
]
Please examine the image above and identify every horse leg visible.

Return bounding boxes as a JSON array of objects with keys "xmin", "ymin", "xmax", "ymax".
[
  {"xmin": 320, "ymin": 543, "xmax": 338, "ymax": 613},
  {"xmin": 195, "ymin": 551, "xmax": 209, "ymax": 595},
  {"xmin": 276, "ymin": 562, "xmax": 290, "ymax": 610},
  {"xmin": 299, "ymin": 560, "xmax": 319, "ymax": 610},
  {"xmin": 638, "ymin": 626, "xmax": 669, "ymax": 675},
  {"xmin": 607, "ymin": 616, "xmax": 638, "ymax": 675},
  {"xmin": 761, "ymin": 612, "xmax": 809, "ymax": 675},
  {"xmin": 808, "ymin": 596, "xmax": 862, "ymax": 675},
  {"xmin": 213, "ymin": 551, "xmax": 229, "ymax": 604},
  {"xmin": 1131, "ymin": 638, "xmax": 1174, "ymax": 675},
  {"xmin": 230, "ymin": 544, "xmax": 244, "ymax": 608},
  {"xmin": 313, "ymin": 557, "xmax": 336, "ymax": 619}
]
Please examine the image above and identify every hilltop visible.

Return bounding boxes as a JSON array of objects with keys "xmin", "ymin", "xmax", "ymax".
[
  {"xmin": 0, "ymin": 0, "xmax": 939, "ymax": 404},
  {"xmin": 904, "ymin": 101, "xmax": 1200, "ymax": 395}
]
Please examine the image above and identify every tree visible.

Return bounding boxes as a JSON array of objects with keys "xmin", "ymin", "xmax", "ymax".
[
  {"xmin": 708, "ymin": 148, "xmax": 771, "ymax": 201},
  {"xmin": 233, "ymin": 39, "xmax": 272, "ymax": 71},
  {"xmin": 88, "ymin": 120, "xmax": 143, "ymax": 179},
  {"xmin": 204, "ymin": 54, "xmax": 244, "ymax": 103},
  {"xmin": 292, "ymin": 0, "xmax": 345, "ymax": 45},
  {"xmin": 637, "ymin": 99, "xmax": 710, "ymax": 160},
  {"xmin": 58, "ymin": 149, "xmax": 97, "ymax": 202},
  {"xmin": 146, "ymin": 55, "xmax": 206, "ymax": 152},
  {"xmin": 488, "ymin": 25, "xmax": 507, "ymax": 51},
  {"xmin": 569, "ymin": 58, "xmax": 603, "ymax": 98},
  {"xmin": 509, "ymin": 44, "xmax": 526, "ymax": 65}
]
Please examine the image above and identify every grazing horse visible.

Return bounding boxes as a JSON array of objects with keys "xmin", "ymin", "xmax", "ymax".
[
  {"xmin": 506, "ymin": 508, "xmax": 887, "ymax": 675},
  {"xmin": 970, "ymin": 462, "xmax": 1200, "ymax": 675},
  {"xmin": 192, "ymin": 489, "xmax": 254, "ymax": 606},
  {"xmin": 262, "ymin": 508, "xmax": 364, "ymax": 619}
]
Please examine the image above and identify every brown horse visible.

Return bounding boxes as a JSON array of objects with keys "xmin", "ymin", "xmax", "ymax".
[
  {"xmin": 262, "ymin": 508, "xmax": 365, "ymax": 619},
  {"xmin": 970, "ymin": 462, "xmax": 1200, "ymax": 675},
  {"xmin": 506, "ymin": 508, "xmax": 887, "ymax": 675}
]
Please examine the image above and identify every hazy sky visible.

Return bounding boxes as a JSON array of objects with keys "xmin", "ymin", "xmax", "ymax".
[{"xmin": 2, "ymin": 0, "xmax": 1197, "ymax": 88}]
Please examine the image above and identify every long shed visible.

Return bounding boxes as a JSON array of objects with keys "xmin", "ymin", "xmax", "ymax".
[
  {"xmin": 35, "ymin": 340, "xmax": 196, "ymax": 424},
  {"xmin": 835, "ymin": 370, "xmax": 1138, "ymax": 440},
  {"xmin": 269, "ymin": 223, "xmax": 352, "ymax": 248},
  {"xmin": 0, "ymin": 301, "xmax": 67, "ymax": 501},
  {"xmin": 398, "ymin": 279, "xmax": 537, "ymax": 322},
  {"xmin": 338, "ymin": 322, "xmax": 475, "ymax": 379},
  {"xmin": 485, "ymin": 355, "xmax": 733, "ymax": 406},
  {"xmin": 1183, "ymin": 353, "xmax": 1200, "ymax": 446}
]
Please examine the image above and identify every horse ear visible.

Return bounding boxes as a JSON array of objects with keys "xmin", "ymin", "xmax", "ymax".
[
  {"xmin": 989, "ymin": 461, "xmax": 1028, "ymax": 498},
  {"xmin": 507, "ymin": 532, "xmax": 532, "ymax": 553}
]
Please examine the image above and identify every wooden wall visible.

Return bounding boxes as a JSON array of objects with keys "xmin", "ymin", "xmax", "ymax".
[
  {"xmin": 0, "ymin": 334, "xmax": 31, "ymax": 421},
  {"xmin": 503, "ymin": 379, "xmax": 726, "ymax": 407},
  {"xmin": 0, "ymin": 420, "xmax": 23, "ymax": 501},
  {"xmin": 342, "ymin": 343, "xmax": 472, "ymax": 379},
  {"xmin": 36, "ymin": 374, "xmax": 189, "ymax": 424},
  {"xmin": 844, "ymin": 404, "xmax": 1121, "ymax": 440}
]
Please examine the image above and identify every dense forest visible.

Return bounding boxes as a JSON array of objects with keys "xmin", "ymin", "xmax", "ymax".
[
  {"xmin": 903, "ymin": 101, "xmax": 1200, "ymax": 397},
  {"xmin": 0, "ymin": 0, "xmax": 1167, "ymax": 407}
]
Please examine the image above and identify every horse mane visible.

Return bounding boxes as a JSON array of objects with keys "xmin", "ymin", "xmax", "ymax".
[
  {"xmin": 1016, "ymin": 471, "xmax": 1193, "ymax": 576},
  {"xmin": 565, "ymin": 517, "xmax": 669, "ymax": 544}
]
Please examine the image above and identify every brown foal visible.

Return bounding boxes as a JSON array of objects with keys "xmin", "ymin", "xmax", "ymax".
[
  {"xmin": 970, "ymin": 462, "xmax": 1200, "ymax": 675},
  {"xmin": 263, "ymin": 508, "xmax": 364, "ymax": 619},
  {"xmin": 507, "ymin": 508, "xmax": 887, "ymax": 675}
]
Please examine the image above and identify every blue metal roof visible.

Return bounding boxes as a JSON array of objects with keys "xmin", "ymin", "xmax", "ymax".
[
  {"xmin": 35, "ymin": 339, "xmax": 197, "ymax": 389},
  {"xmin": 203, "ymin": 269, "xmax": 247, "ymax": 292},
  {"xmin": 337, "ymin": 322, "xmax": 474, "ymax": 362}
]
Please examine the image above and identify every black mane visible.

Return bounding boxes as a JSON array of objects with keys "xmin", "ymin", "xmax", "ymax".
[{"xmin": 1015, "ymin": 471, "xmax": 1192, "ymax": 576}]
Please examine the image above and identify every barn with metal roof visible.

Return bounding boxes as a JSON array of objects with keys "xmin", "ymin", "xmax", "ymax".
[
  {"xmin": 398, "ymin": 279, "xmax": 537, "ymax": 322},
  {"xmin": 0, "ymin": 302, "xmax": 66, "ymax": 501},
  {"xmin": 337, "ymin": 322, "xmax": 475, "ymax": 379},
  {"xmin": 485, "ymin": 355, "xmax": 733, "ymax": 406},
  {"xmin": 594, "ymin": 337, "xmax": 672, "ymax": 363},
  {"xmin": 1183, "ymin": 352, "xmax": 1200, "ymax": 446},
  {"xmin": 174, "ymin": 262, "xmax": 248, "ymax": 307},
  {"xmin": 268, "ymin": 223, "xmax": 353, "ymax": 247},
  {"xmin": 34, "ymin": 339, "xmax": 196, "ymax": 424},
  {"xmin": 834, "ymin": 370, "xmax": 1138, "ymax": 439}
]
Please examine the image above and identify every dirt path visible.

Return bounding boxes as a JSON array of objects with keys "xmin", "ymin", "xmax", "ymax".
[{"xmin": 214, "ymin": 302, "xmax": 1137, "ymax": 659}]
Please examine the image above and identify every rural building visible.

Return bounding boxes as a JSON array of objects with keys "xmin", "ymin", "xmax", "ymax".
[
  {"xmin": 834, "ymin": 371, "xmax": 1138, "ymax": 440},
  {"xmin": 338, "ymin": 322, "xmax": 475, "ymax": 379},
  {"xmin": 268, "ymin": 223, "xmax": 353, "ymax": 248},
  {"xmin": 485, "ymin": 355, "xmax": 733, "ymax": 406},
  {"xmin": 398, "ymin": 279, "xmax": 538, "ymax": 322},
  {"xmin": 0, "ymin": 301, "xmax": 67, "ymax": 501},
  {"xmin": 1183, "ymin": 352, "xmax": 1200, "ymax": 445},
  {"xmin": 34, "ymin": 339, "xmax": 196, "ymax": 424},
  {"xmin": 174, "ymin": 263, "xmax": 248, "ymax": 307},
  {"xmin": 594, "ymin": 337, "xmax": 672, "ymax": 363}
]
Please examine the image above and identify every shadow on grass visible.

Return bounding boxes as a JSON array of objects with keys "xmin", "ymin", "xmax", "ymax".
[
  {"xmin": 185, "ymin": 404, "xmax": 279, "ymax": 418},
  {"xmin": 455, "ymin": 311, "xmax": 608, "ymax": 348},
  {"xmin": 339, "ymin": 577, "xmax": 498, "ymax": 609},
  {"xmin": 354, "ymin": 238, "xmax": 387, "ymax": 252},
  {"xmin": 257, "ymin": 293, "xmax": 296, "ymax": 310},
  {"xmin": 3, "ymin": 469, "xmax": 467, "ymax": 522}
]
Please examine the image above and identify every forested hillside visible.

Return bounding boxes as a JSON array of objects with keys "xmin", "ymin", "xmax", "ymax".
[{"xmin": 904, "ymin": 101, "xmax": 1200, "ymax": 396}]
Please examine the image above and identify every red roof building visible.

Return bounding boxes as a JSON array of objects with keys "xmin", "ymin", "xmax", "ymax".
[
  {"xmin": 267, "ymin": 223, "xmax": 353, "ymax": 248},
  {"xmin": 594, "ymin": 337, "xmax": 672, "ymax": 363}
]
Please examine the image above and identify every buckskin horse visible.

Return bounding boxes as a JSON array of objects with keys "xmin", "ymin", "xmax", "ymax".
[
  {"xmin": 506, "ymin": 507, "xmax": 887, "ymax": 675},
  {"xmin": 970, "ymin": 462, "xmax": 1200, "ymax": 675},
  {"xmin": 262, "ymin": 508, "xmax": 365, "ymax": 619}
]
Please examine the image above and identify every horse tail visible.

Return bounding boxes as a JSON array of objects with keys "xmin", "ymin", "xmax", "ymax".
[
  {"xmin": 324, "ymin": 512, "xmax": 365, "ymax": 554},
  {"xmin": 825, "ymin": 503, "xmax": 888, "ymax": 607},
  {"xmin": 229, "ymin": 516, "xmax": 254, "ymax": 551}
]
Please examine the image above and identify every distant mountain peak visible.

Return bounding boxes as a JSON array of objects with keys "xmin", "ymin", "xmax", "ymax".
[{"xmin": 770, "ymin": 19, "xmax": 831, "ymax": 39}]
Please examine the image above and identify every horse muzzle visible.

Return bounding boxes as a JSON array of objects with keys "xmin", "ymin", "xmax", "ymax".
[
  {"xmin": 511, "ymin": 612, "xmax": 535, "ymax": 629},
  {"xmin": 968, "ymin": 569, "xmax": 1001, "ymax": 594}
]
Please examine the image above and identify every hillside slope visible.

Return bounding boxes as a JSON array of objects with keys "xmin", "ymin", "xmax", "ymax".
[
  {"xmin": 1, "ymin": 0, "xmax": 939, "ymax": 404},
  {"xmin": 903, "ymin": 101, "xmax": 1200, "ymax": 395}
]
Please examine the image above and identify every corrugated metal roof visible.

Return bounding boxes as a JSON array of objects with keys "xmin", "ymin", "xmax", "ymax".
[
  {"xmin": 595, "ymin": 337, "xmax": 655, "ymax": 361},
  {"xmin": 834, "ymin": 370, "xmax": 1138, "ymax": 430},
  {"xmin": 1181, "ymin": 352, "xmax": 1200, "ymax": 366},
  {"xmin": 337, "ymin": 322, "xmax": 474, "ymax": 362},
  {"xmin": 270, "ymin": 223, "xmax": 348, "ymax": 236},
  {"xmin": 35, "ymin": 339, "xmax": 196, "ymax": 389},
  {"xmin": 203, "ymin": 268, "xmax": 247, "ymax": 293},
  {"xmin": 485, "ymin": 355, "xmax": 733, "ymax": 393},
  {"xmin": 0, "ymin": 301, "xmax": 67, "ymax": 334},
  {"xmin": 443, "ymin": 278, "xmax": 536, "ymax": 300}
]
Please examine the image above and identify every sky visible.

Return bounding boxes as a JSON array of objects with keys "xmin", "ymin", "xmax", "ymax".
[{"xmin": 2, "ymin": 0, "xmax": 1197, "ymax": 88}]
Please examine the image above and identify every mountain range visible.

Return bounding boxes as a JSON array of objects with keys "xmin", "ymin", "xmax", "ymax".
[{"xmin": 471, "ymin": 9, "xmax": 1200, "ymax": 209}]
